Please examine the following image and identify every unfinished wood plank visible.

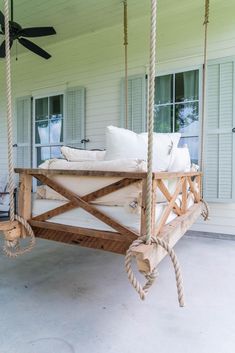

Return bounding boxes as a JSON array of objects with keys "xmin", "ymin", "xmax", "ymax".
[
  {"xmin": 15, "ymin": 168, "xmax": 146, "ymax": 179},
  {"xmin": 18, "ymin": 173, "xmax": 32, "ymax": 220},
  {"xmin": 157, "ymin": 179, "xmax": 182, "ymax": 216},
  {"xmin": 132, "ymin": 202, "xmax": 202, "ymax": 272},
  {"xmin": 196, "ymin": 175, "xmax": 202, "ymax": 198},
  {"xmin": 155, "ymin": 178, "xmax": 183, "ymax": 236},
  {"xmin": 181, "ymin": 177, "xmax": 187, "ymax": 214},
  {"xmin": 151, "ymin": 179, "xmax": 157, "ymax": 236},
  {"xmin": 30, "ymin": 220, "xmax": 136, "ymax": 242},
  {"xmin": 153, "ymin": 171, "xmax": 202, "ymax": 179},
  {"xmin": 140, "ymin": 178, "xmax": 147, "ymax": 237},
  {"xmin": 187, "ymin": 176, "xmax": 200, "ymax": 203},
  {"xmin": 33, "ymin": 227, "xmax": 131, "ymax": 255},
  {"xmin": 83, "ymin": 178, "xmax": 141, "ymax": 202},
  {"xmin": 32, "ymin": 202, "xmax": 75, "ymax": 222}
]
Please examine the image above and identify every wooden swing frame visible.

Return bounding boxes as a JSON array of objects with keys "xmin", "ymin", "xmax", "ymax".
[{"xmin": 16, "ymin": 168, "xmax": 202, "ymax": 264}]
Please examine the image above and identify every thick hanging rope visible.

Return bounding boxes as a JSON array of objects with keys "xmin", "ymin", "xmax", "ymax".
[
  {"xmin": 199, "ymin": 0, "xmax": 210, "ymax": 218},
  {"xmin": 200, "ymin": 0, "xmax": 210, "ymax": 174},
  {"xmin": 2, "ymin": 0, "xmax": 35, "ymax": 257},
  {"xmin": 125, "ymin": 0, "xmax": 185, "ymax": 306},
  {"xmin": 4, "ymin": 0, "xmax": 14, "ymax": 223},
  {"xmin": 123, "ymin": 0, "xmax": 128, "ymax": 129},
  {"xmin": 145, "ymin": 0, "xmax": 157, "ymax": 245}
]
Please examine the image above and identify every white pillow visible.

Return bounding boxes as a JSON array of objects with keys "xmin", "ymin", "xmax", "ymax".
[
  {"xmin": 168, "ymin": 146, "xmax": 191, "ymax": 172},
  {"xmin": 61, "ymin": 146, "xmax": 106, "ymax": 162},
  {"xmin": 104, "ymin": 126, "xmax": 181, "ymax": 171}
]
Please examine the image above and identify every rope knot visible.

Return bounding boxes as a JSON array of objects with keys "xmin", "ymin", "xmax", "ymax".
[
  {"xmin": 2, "ymin": 215, "xmax": 36, "ymax": 258},
  {"xmin": 125, "ymin": 236, "xmax": 185, "ymax": 306}
]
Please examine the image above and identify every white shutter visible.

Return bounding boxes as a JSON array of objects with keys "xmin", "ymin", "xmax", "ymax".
[
  {"xmin": 120, "ymin": 75, "xmax": 146, "ymax": 132},
  {"xmin": 16, "ymin": 96, "xmax": 32, "ymax": 168},
  {"xmin": 204, "ymin": 60, "xmax": 235, "ymax": 202},
  {"xmin": 65, "ymin": 87, "xmax": 86, "ymax": 148}
]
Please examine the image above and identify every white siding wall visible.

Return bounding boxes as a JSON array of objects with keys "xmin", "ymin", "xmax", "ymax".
[{"xmin": 0, "ymin": 10, "xmax": 235, "ymax": 235}]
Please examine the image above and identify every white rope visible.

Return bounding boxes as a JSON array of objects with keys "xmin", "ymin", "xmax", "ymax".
[
  {"xmin": 200, "ymin": 0, "xmax": 210, "ymax": 174},
  {"xmin": 145, "ymin": 0, "xmax": 157, "ymax": 244},
  {"xmin": 125, "ymin": 0, "xmax": 185, "ymax": 304},
  {"xmin": 3, "ymin": 0, "xmax": 14, "ymax": 222},
  {"xmin": 2, "ymin": 0, "xmax": 35, "ymax": 257}
]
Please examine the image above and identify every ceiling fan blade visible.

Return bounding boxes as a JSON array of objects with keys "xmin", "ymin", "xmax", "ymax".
[
  {"xmin": 0, "ymin": 11, "xmax": 4, "ymax": 27},
  {"xmin": 18, "ymin": 37, "xmax": 51, "ymax": 59},
  {"xmin": 0, "ymin": 39, "xmax": 13, "ymax": 58},
  {"xmin": 19, "ymin": 26, "xmax": 56, "ymax": 38}
]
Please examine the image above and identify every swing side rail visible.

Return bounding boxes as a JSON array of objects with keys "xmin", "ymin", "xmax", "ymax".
[{"xmin": 15, "ymin": 168, "xmax": 203, "ymax": 258}]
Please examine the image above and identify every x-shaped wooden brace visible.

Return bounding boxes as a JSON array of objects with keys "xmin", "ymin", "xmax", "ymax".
[{"xmin": 32, "ymin": 174, "xmax": 141, "ymax": 239}]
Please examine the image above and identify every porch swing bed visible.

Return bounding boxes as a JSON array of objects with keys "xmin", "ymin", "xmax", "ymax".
[{"xmin": 16, "ymin": 166, "xmax": 203, "ymax": 263}]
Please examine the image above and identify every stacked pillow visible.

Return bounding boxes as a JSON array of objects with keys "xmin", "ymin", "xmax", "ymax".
[
  {"xmin": 37, "ymin": 126, "xmax": 192, "ymax": 204},
  {"xmin": 104, "ymin": 125, "xmax": 181, "ymax": 171}
]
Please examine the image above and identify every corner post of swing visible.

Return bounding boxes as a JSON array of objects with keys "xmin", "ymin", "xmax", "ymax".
[{"xmin": 129, "ymin": 171, "xmax": 204, "ymax": 275}]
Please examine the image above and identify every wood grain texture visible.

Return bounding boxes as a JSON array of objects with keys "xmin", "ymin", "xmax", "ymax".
[
  {"xmin": 33, "ymin": 226, "xmax": 131, "ymax": 255},
  {"xmin": 155, "ymin": 178, "xmax": 183, "ymax": 236},
  {"xmin": 157, "ymin": 179, "xmax": 182, "ymax": 216},
  {"xmin": 133, "ymin": 202, "xmax": 203, "ymax": 271}
]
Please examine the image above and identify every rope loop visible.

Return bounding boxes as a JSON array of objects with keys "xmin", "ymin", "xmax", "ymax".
[
  {"xmin": 201, "ymin": 199, "xmax": 210, "ymax": 221},
  {"xmin": 2, "ymin": 215, "xmax": 36, "ymax": 258},
  {"xmin": 125, "ymin": 236, "xmax": 185, "ymax": 306}
]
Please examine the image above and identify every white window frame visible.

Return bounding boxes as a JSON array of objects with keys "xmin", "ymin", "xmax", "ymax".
[
  {"xmin": 32, "ymin": 91, "xmax": 65, "ymax": 169},
  {"xmin": 155, "ymin": 65, "xmax": 203, "ymax": 164}
]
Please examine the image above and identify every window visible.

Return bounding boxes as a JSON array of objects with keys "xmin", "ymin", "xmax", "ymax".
[
  {"xmin": 33, "ymin": 94, "xmax": 64, "ymax": 166},
  {"xmin": 154, "ymin": 70, "xmax": 199, "ymax": 164}
]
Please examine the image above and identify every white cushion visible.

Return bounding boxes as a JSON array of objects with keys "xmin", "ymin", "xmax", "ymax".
[
  {"xmin": 104, "ymin": 126, "xmax": 181, "ymax": 171},
  {"xmin": 168, "ymin": 146, "xmax": 191, "ymax": 172},
  {"xmin": 61, "ymin": 146, "xmax": 106, "ymax": 162},
  {"xmin": 39, "ymin": 158, "xmax": 147, "ymax": 172}
]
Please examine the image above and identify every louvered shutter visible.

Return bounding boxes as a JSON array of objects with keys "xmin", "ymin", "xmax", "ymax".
[
  {"xmin": 65, "ymin": 87, "xmax": 86, "ymax": 148},
  {"xmin": 16, "ymin": 96, "xmax": 32, "ymax": 168},
  {"xmin": 204, "ymin": 60, "xmax": 235, "ymax": 202},
  {"xmin": 120, "ymin": 75, "xmax": 146, "ymax": 132}
]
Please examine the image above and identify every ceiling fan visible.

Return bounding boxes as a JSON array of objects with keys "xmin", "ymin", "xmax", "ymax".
[{"xmin": 0, "ymin": 0, "xmax": 56, "ymax": 60}]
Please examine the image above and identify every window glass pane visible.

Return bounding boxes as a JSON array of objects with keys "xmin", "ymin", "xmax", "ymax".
[
  {"xmin": 175, "ymin": 70, "xmax": 199, "ymax": 102},
  {"xmin": 154, "ymin": 105, "xmax": 172, "ymax": 132},
  {"xmin": 50, "ymin": 116, "xmax": 63, "ymax": 143},
  {"xmin": 179, "ymin": 137, "xmax": 199, "ymax": 164},
  {"xmin": 155, "ymin": 75, "xmax": 173, "ymax": 105},
  {"xmin": 36, "ymin": 147, "xmax": 50, "ymax": 165},
  {"xmin": 35, "ymin": 121, "xmax": 49, "ymax": 144},
  {"xmin": 35, "ymin": 98, "xmax": 48, "ymax": 121},
  {"xmin": 49, "ymin": 95, "xmax": 63, "ymax": 116},
  {"xmin": 51, "ymin": 146, "xmax": 62, "ymax": 159},
  {"xmin": 175, "ymin": 102, "xmax": 199, "ymax": 134}
]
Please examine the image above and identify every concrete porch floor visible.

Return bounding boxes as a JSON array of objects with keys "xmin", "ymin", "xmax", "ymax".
[{"xmin": 0, "ymin": 234, "xmax": 234, "ymax": 353}]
